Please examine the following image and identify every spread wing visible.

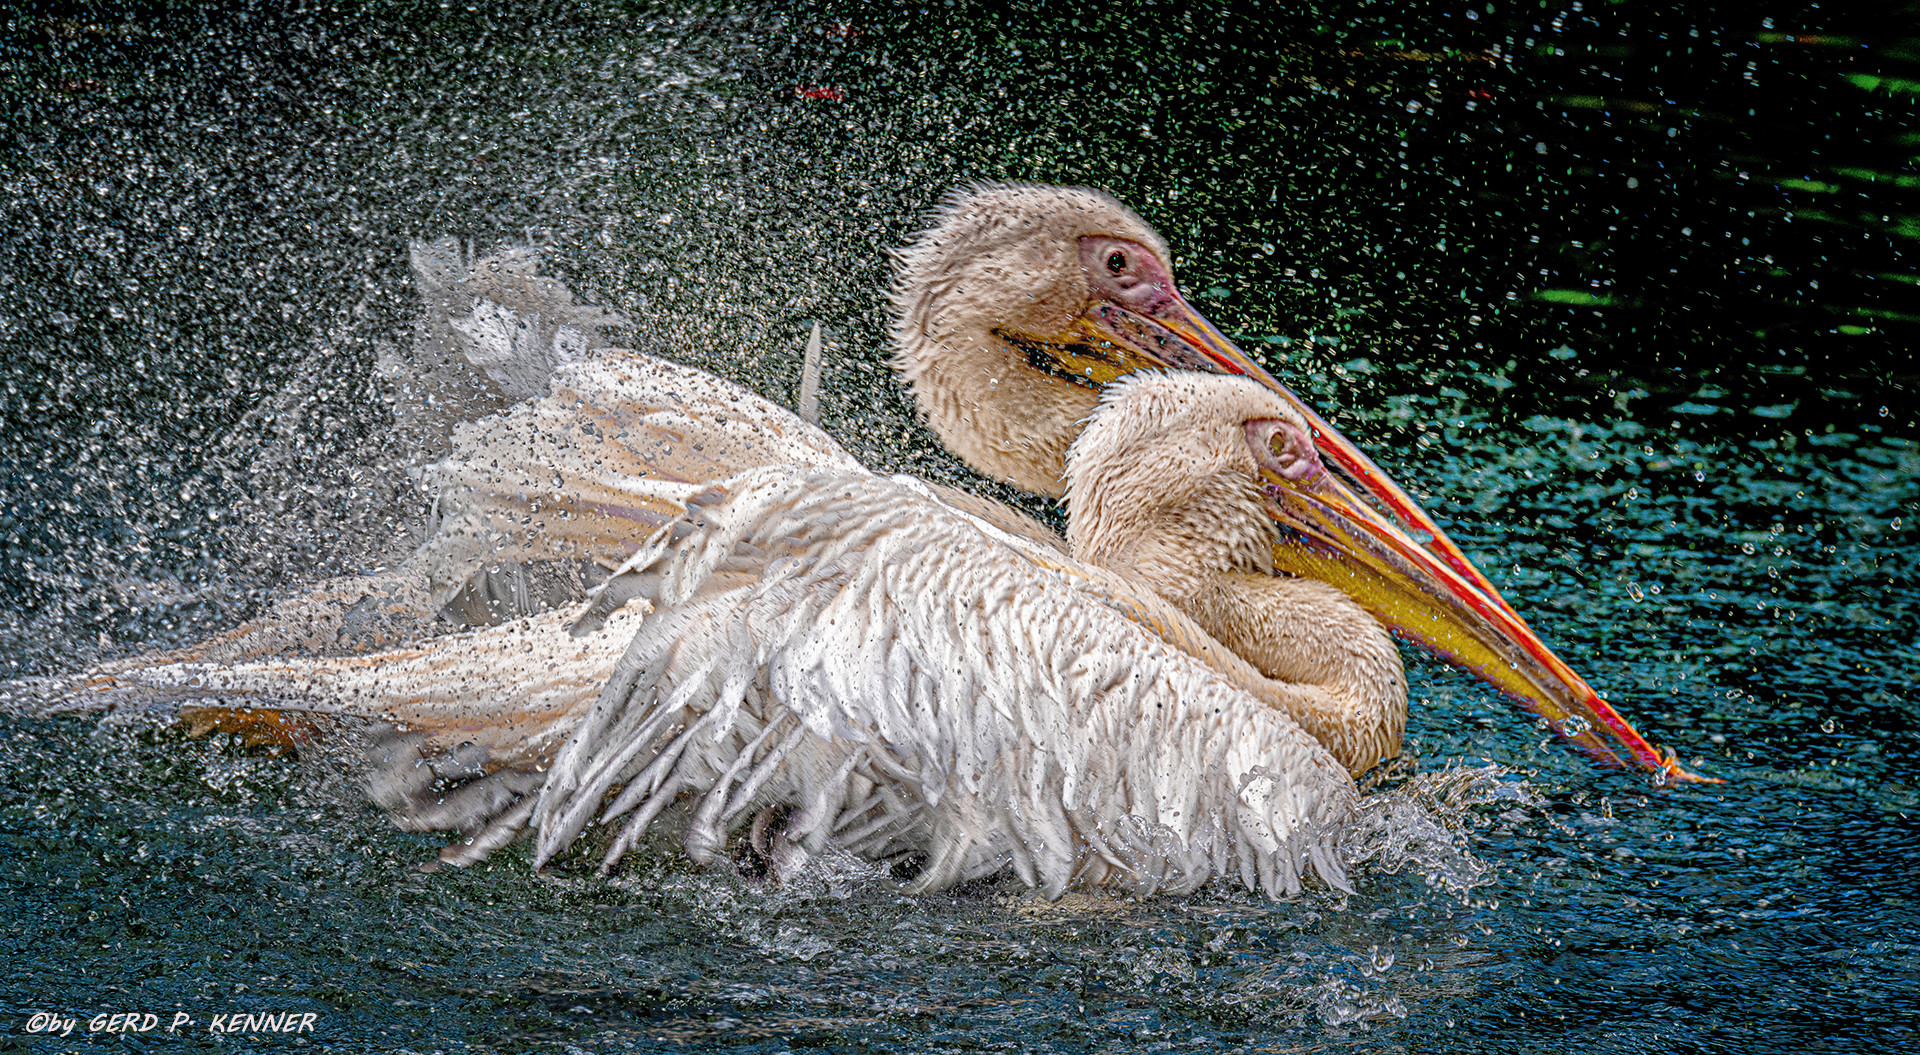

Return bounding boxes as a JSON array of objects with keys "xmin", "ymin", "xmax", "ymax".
[
  {"xmin": 65, "ymin": 350, "xmax": 877, "ymax": 669},
  {"xmin": 37, "ymin": 466, "xmax": 1356, "ymax": 900},
  {"xmin": 412, "ymin": 349, "xmax": 869, "ymax": 602}
]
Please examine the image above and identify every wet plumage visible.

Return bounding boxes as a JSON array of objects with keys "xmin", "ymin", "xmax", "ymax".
[{"xmin": 15, "ymin": 182, "xmax": 1687, "ymax": 899}]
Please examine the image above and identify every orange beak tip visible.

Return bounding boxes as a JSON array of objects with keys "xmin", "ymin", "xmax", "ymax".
[{"xmin": 1652, "ymin": 746, "xmax": 1724, "ymax": 786}]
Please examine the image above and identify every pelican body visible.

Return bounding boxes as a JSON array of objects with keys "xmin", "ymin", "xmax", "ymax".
[{"xmin": 66, "ymin": 363, "xmax": 1365, "ymax": 897}]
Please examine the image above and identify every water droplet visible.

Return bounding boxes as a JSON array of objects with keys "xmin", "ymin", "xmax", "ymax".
[
  {"xmin": 1370, "ymin": 945, "xmax": 1395, "ymax": 971},
  {"xmin": 1627, "ymin": 583, "xmax": 1644, "ymax": 601},
  {"xmin": 1820, "ymin": 717, "xmax": 1835, "ymax": 734}
]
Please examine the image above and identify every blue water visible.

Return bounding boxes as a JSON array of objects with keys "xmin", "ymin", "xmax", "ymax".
[{"xmin": 3, "ymin": 2, "xmax": 1917, "ymax": 1051}]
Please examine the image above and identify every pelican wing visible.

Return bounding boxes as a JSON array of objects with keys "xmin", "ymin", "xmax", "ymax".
[
  {"xmin": 44, "ymin": 465, "xmax": 1357, "ymax": 899},
  {"xmin": 95, "ymin": 351, "xmax": 875, "ymax": 667},
  {"xmin": 63, "ymin": 604, "xmax": 646, "ymax": 757},
  {"xmin": 413, "ymin": 350, "xmax": 866, "ymax": 599}
]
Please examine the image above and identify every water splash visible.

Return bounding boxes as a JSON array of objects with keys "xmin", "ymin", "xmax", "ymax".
[{"xmin": 1348, "ymin": 763, "xmax": 1532, "ymax": 900}]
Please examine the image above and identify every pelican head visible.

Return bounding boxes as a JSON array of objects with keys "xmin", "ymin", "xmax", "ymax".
[
  {"xmin": 1065, "ymin": 371, "xmax": 1410, "ymax": 773},
  {"xmin": 891, "ymin": 182, "xmax": 1266, "ymax": 497},
  {"xmin": 1065, "ymin": 370, "xmax": 1299, "ymax": 589},
  {"xmin": 891, "ymin": 182, "xmax": 1705, "ymax": 783}
]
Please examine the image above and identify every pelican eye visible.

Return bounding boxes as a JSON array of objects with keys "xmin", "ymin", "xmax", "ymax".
[{"xmin": 1105, "ymin": 250, "xmax": 1126, "ymax": 273}]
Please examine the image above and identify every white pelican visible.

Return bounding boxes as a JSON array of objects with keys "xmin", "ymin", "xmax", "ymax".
[{"xmin": 27, "ymin": 181, "xmax": 1700, "ymax": 898}]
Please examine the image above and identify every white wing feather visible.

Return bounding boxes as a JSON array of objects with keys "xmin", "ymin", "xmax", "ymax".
[{"xmin": 413, "ymin": 349, "xmax": 865, "ymax": 605}]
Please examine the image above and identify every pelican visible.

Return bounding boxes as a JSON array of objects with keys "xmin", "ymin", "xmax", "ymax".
[{"xmin": 25, "ymin": 182, "xmax": 1697, "ymax": 898}]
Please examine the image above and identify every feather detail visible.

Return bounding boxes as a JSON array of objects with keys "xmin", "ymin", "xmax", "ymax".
[{"xmin": 522, "ymin": 466, "xmax": 1359, "ymax": 896}]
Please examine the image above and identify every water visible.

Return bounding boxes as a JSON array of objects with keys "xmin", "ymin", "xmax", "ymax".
[{"xmin": 4, "ymin": 1, "xmax": 1918, "ymax": 1050}]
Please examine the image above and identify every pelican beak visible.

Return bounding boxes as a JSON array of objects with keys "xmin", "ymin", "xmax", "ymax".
[
  {"xmin": 996, "ymin": 292, "xmax": 1278, "ymax": 389},
  {"xmin": 1068, "ymin": 281, "xmax": 1711, "ymax": 784}
]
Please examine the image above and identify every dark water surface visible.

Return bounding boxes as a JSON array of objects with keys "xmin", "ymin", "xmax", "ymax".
[{"xmin": 3, "ymin": 1, "xmax": 1917, "ymax": 1051}]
